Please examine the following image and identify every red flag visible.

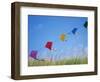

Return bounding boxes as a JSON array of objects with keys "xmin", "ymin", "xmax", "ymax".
[{"xmin": 45, "ymin": 41, "xmax": 53, "ymax": 50}]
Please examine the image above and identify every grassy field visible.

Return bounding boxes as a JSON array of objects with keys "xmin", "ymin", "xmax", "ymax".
[{"xmin": 28, "ymin": 56, "xmax": 88, "ymax": 66}]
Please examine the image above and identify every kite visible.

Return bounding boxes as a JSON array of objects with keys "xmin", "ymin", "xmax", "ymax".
[
  {"xmin": 45, "ymin": 41, "xmax": 53, "ymax": 50},
  {"xmin": 60, "ymin": 34, "xmax": 67, "ymax": 41},
  {"xmin": 30, "ymin": 50, "xmax": 44, "ymax": 61},
  {"xmin": 84, "ymin": 21, "xmax": 88, "ymax": 28},
  {"xmin": 30, "ymin": 50, "xmax": 38, "ymax": 59},
  {"xmin": 71, "ymin": 28, "xmax": 78, "ymax": 34}
]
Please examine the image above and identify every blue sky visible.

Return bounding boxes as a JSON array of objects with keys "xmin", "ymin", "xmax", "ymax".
[{"xmin": 28, "ymin": 15, "xmax": 88, "ymax": 60}]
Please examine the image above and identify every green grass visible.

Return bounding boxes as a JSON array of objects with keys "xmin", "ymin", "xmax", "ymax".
[{"xmin": 28, "ymin": 56, "xmax": 88, "ymax": 66}]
